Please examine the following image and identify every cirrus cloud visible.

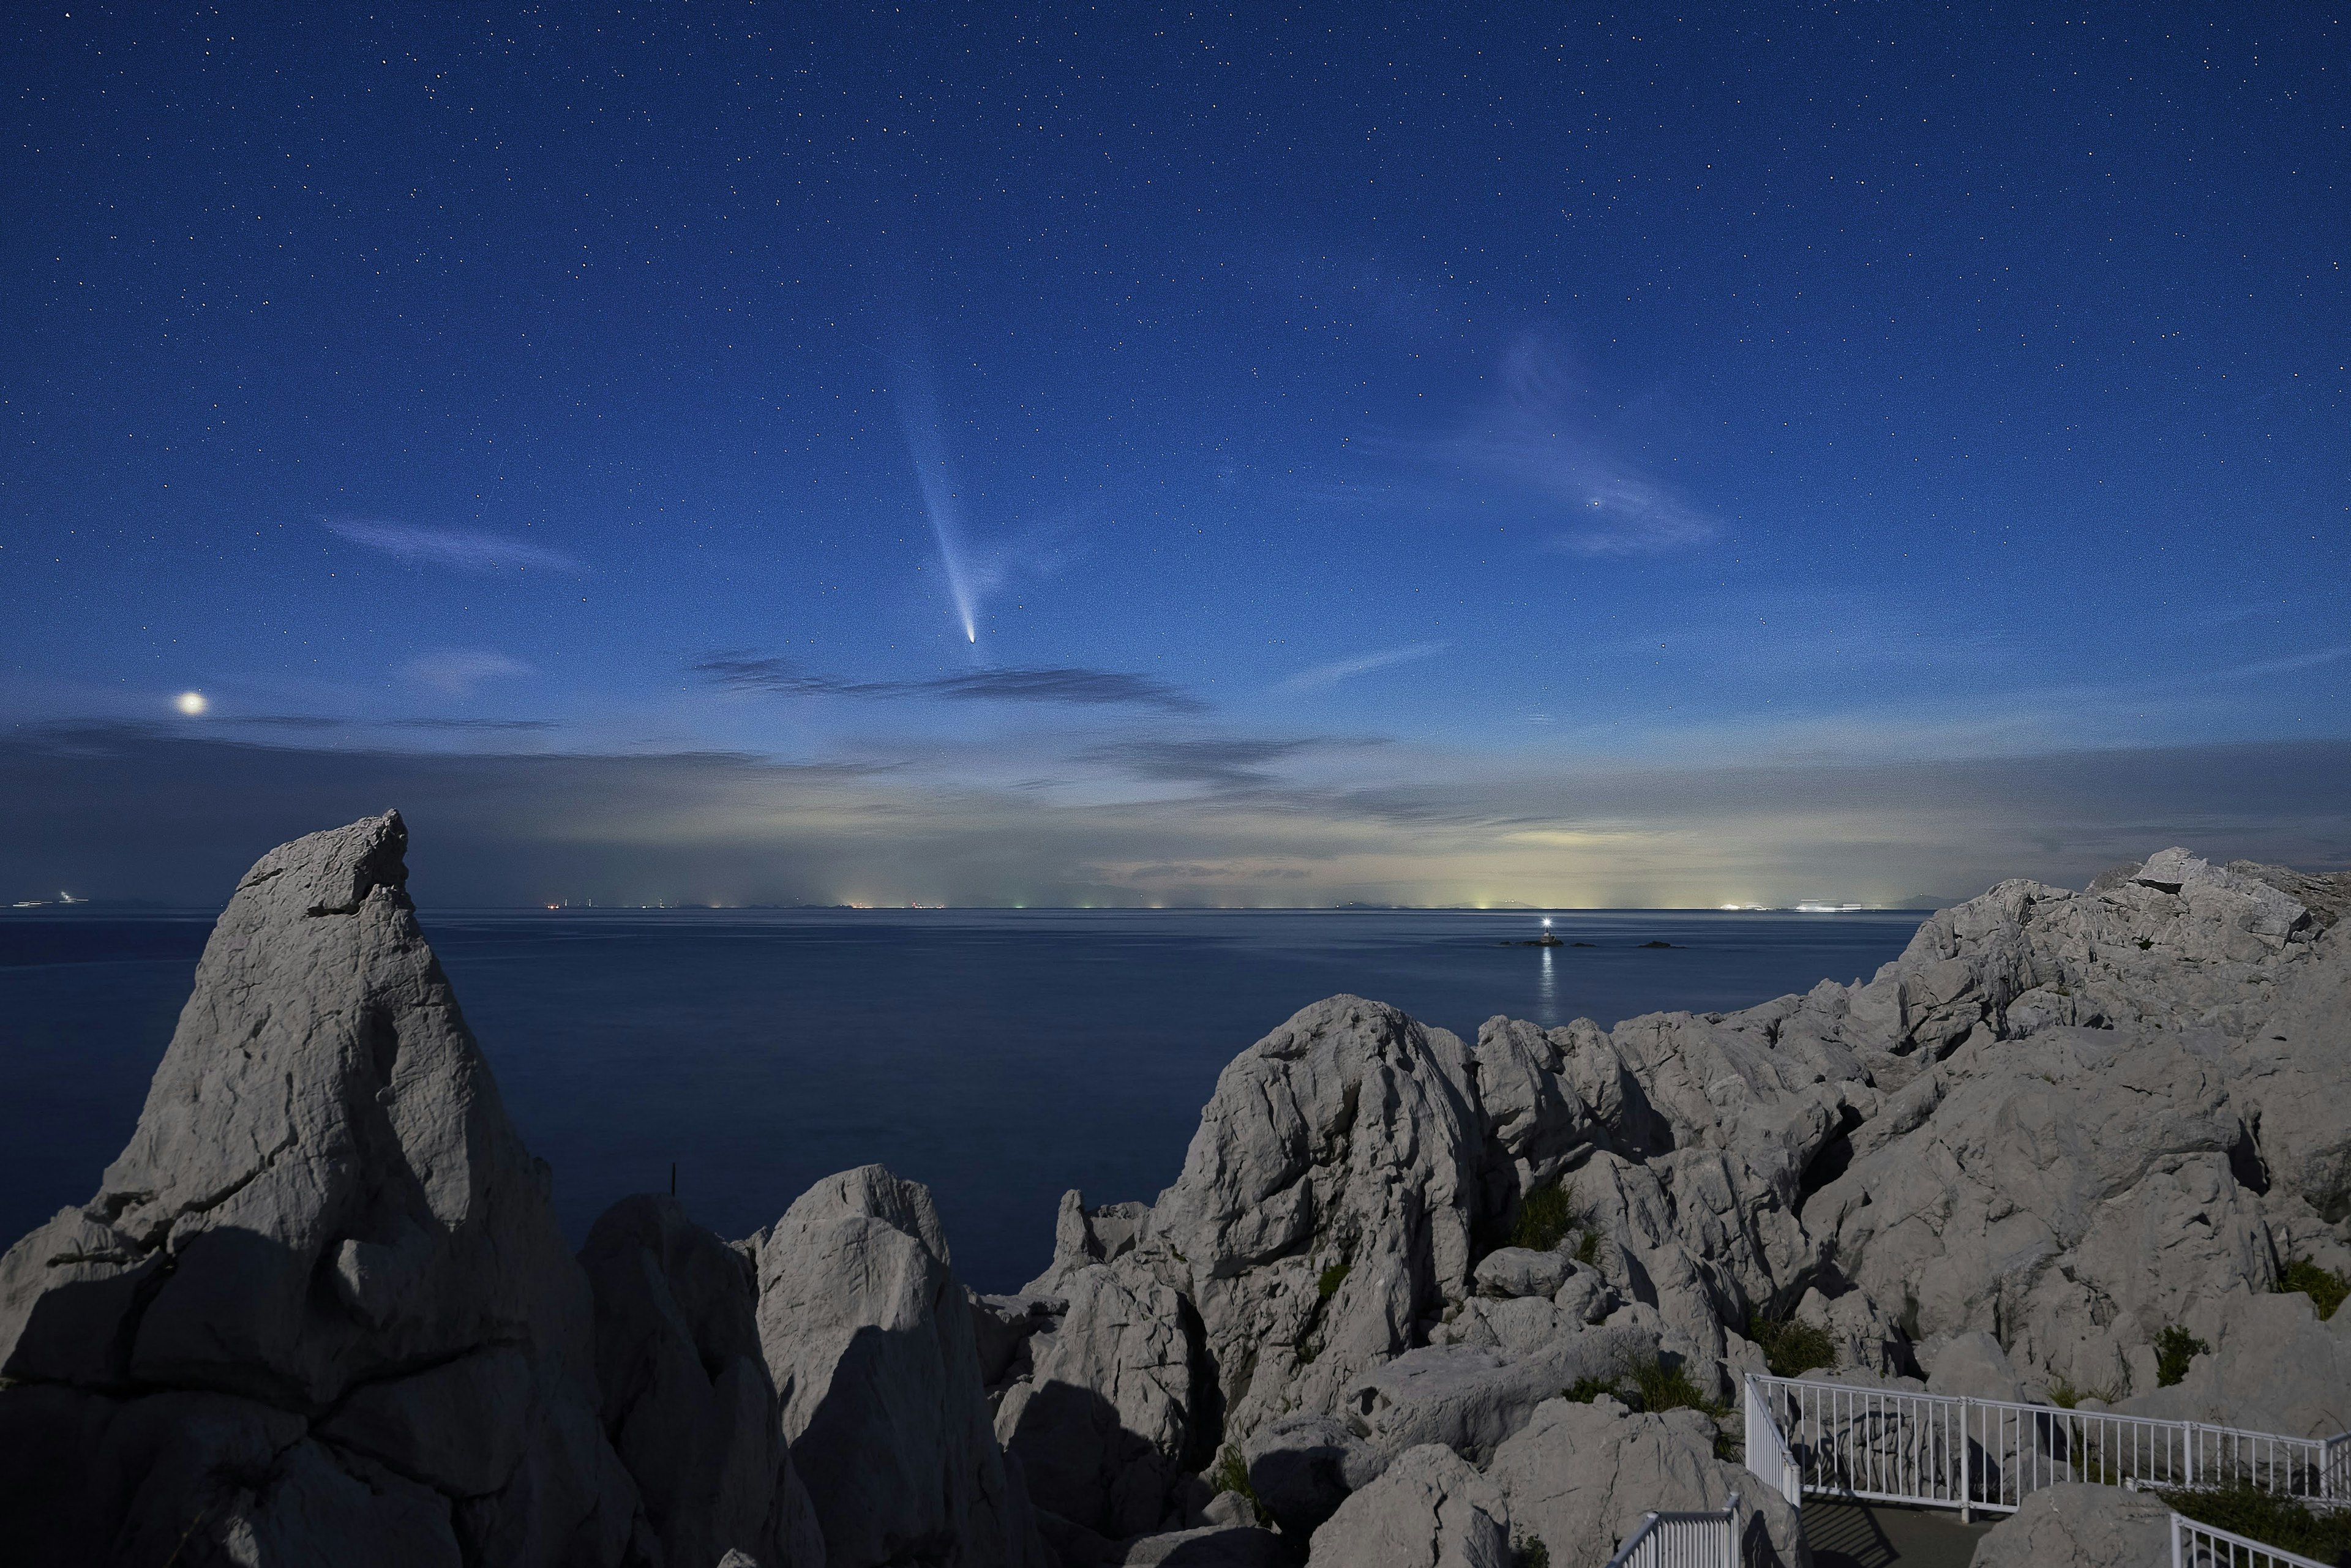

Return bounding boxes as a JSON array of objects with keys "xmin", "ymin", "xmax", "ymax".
[{"xmin": 324, "ymin": 518, "xmax": 585, "ymax": 574}]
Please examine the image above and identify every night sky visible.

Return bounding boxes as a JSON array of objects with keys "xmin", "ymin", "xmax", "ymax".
[{"xmin": 6, "ymin": 4, "xmax": 2347, "ymax": 908}]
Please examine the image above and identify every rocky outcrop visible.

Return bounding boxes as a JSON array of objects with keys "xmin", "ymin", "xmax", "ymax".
[
  {"xmin": 750, "ymin": 1164, "xmax": 1048, "ymax": 1568},
  {"xmin": 0, "ymin": 812, "xmax": 645, "ymax": 1567},
  {"xmin": 1134, "ymin": 998, "xmax": 1490, "ymax": 1447},
  {"xmin": 2116, "ymin": 1291, "xmax": 2351, "ymax": 1438},
  {"xmin": 994, "ymin": 1258, "xmax": 1211, "ymax": 1539},
  {"xmin": 1305, "ymin": 1444, "xmax": 1510, "ymax": 1568},
  {"xmin": 1242, "ymin": 1414, "xmax": 1377, "ymax": 1539},
  {"xmin": 581, "ymin": 1193, "xmax": 825, "ymax": 1567},
  {"xmin": 1964, "ymin": 1482, "xmax": 2175, "ymax": 1568},
  {"xmin": 1487, "ymin": 1396, "xmax": 1807, "ymax": 1568},
  {"xmin": 12, "ymin": 814, "xmax": 2351, "ymax": 1567}
]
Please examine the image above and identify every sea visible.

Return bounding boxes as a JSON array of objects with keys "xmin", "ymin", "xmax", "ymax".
[{"xmin": 0, "ymin": 906, "xmax": 1925, "ymax": 1293}]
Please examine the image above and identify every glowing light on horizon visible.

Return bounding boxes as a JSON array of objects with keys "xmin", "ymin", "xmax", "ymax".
[{"xmin": 174, "ymin": 691, "xmax": 208, "ymax": 716}]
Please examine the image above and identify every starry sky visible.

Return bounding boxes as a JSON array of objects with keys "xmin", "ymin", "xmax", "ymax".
[{"xmin": 5, "ymin": 3, "xmax": 2347, "ymax": 908}]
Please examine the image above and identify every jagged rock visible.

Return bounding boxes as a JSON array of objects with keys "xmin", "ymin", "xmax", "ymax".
[
  {"xmin": 995, "ymin": 1259, "xmax": 1209, "ymax": 1539},
  {"xmin": 2238, "ymin": 939, "xmax": 2351, "ymax": 1223},
  {"xmin": 580, "ymin": 1193, "xmax": 824, "ymax": 1568},
  {"xmin": 1922, "ymin": 1330, "xmax": 2027, "ymax": 1405},
  {"xmin": 1242, "ymin": 1413, "xmax": 1379, "ymax": 1539},
  {"xmin": 0, "ymin": 811, "xmax": 642, "ymax": 1567},
  {"xmin": 974, "ymin": 1291, "xmax": 1065, "ymax": 1392},
  {"xmin": 1346, "ymin": 1331, "xmax": 1648, "ymax": 1465},
  {"xmin": 1473, "ymin": 1247, "xmax": 1573, "ymax": 1300},
  {"xmin": 751, "ymin": 1164, "xmax": 1047, "ymax": 1568},
  {"xmin": 1306, "ymin": 1444, "xmax": 1509, "ymax": 1568},
  {"xmin": 1804, "ymin": 1023, "xmax": 2274, "ymax": 1396},
  {"xmin": 1027, "ymin": 1191, "xmax": 1151, "ymax": 1295},
  {"xmin": 1965, "ymin": 1482, "xmax": 2173, "ymax": 1568},
  {"xmin": 1487, "ymin": 1395, "xmax": 1807, "ymax": 1568},
  {"xmin": 1138, "ymin": 997, "xmax": 1491, "ymax": 1447},
  {"xmin": 2117, "ymin": 1291, "xmax": 2351, "ymax": 1438},
  {"xmin": 0, "ymin": 1385, "xmax": 463, "ymax": 1567}
]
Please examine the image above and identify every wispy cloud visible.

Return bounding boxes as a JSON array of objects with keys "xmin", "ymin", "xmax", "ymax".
[
  {"xmin": 401, "ymin": 650, "xmax": 535, "ymax": 697},
  {"xmin": 1280, "ymin": 641, "xmax": 1447, "ymax": 693},
  {"xmin": 696, "ymin": 655, "xmax": 1207, "ymax": 713},
  {"xmin": 1448, "ymin": 334, "xmax": 1716, "ymax": 556},
  {"xmin": 1081, "ymin": 737, "xmax": 1355, "ymax": 790},
  {"xmin": 324, "ymin": 519, "xmax": 585, "ymax": 574}
]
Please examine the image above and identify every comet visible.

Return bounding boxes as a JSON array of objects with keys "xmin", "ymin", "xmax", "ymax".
[{"xmin": 894, "ymin": 363, "xmax": 980, "ymax": 644}]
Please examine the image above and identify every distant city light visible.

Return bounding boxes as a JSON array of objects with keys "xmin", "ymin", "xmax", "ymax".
[{"xmin": 174, "ymin": 691, "xmax": 208, "ymax": 716}]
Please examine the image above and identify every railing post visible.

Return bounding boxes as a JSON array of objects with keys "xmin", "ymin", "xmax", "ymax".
[
  {"xmin": 1960, "ymin": 1396, "xmax": 1974, "ymax": 1523},
  {"xmin": 2170, "ymin": 1510, "xmax": 2184, "ymax": 1568}
]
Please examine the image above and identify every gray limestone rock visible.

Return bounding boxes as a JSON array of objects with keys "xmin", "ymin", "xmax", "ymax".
[
  {"xmin": 995, "ymin": 1258, "xmax": 1210, "ymax": 1540},
  {"xmin": 1804, "ymin": 1024, "xmax": 2273, "ymax": 1397},
  {"xmin": 1240, "ymin": 1412, "xmax": 1379, "ymax": 1540},
  {"xmin": 0, "ymin": 811, "xmax": 642, "ymax": 1567},
  {"xmin": 1345, "ymin": 1331, "xmax": 1649, "ymax": 1465},
  {"xmin": 1139, "ymin": 997, "xmax": 1491, "ymax": 1447},
  {"xmin": 1923, "ymin": 1331, "xmax": 2027, "ymax": 1406},
  {"xmin": 2238, "ymin": 938, "xmax": 2351, "ymax": 1223},
  {"xmin": 1474, "ymin": 1247, "xmax": 1574, "ymax": 1300},
  {"xmin": 752, "ymin": 1163, "xmax": 1048, "ymax": 1568},
  {"xmin": 1028, "ymin": 1191, "xmax": 1152, "ymax": 1295},
  {"xmin": 2117, "ymin": 1290, "xmax": 2351, "ymax": 1439},
  {"xmin": 1487, "ymin": 1395, "xmax": 1807, "ymax": 1568},
  {"xmin": 1305, "ymin": 1443, "xmax": 1510, "ymax": 1568},
  {"xmin": 580, "ymin": 1192, "xmax": 825, "ymax": 1568},
  {"xmin": 1964, "ymin": 1482, "xmax": 2173, "ymax": 1568}
]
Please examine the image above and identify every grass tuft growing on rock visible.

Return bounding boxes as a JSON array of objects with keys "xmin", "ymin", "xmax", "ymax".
[
  {"xmin": 1511, "ymin": 1536, "xmax": 1551, "ymax": 1568},
  {"xmin": 2046, "ymin": 1377, "xmax": 2121, "ymax": 1410},
  {"xmin": 1626, "ymin": 1356, "xmax": 1730, "ymax": 1420},
  {"xmin": 2154, "ymin": 1325, "xmax": 2208, "ymax": 1388},
  {"xmin": 1748, "ymin": 1312, "xmax": 1839, "ymax": 1378},
  {"xmin": 1316, "ymin": 1261, "xmax": 1352, "ymax": 1301},
  {"xmin": 1510, "ymin": 1182, "xmax": 1586, "ymax": 1253},
  {"xmin": 1209, "ymin": 1445, "xmax": 1269, "ymax": 1528},
  {"xmin": 1562, "ymin": 1375, "xmax": 1618, "ymax": 1403},
  {"xmin": 2159, "ymin": 1480, "xmax": 2351, "ymax": 1563},
  {"xmin": 2277, "ymin": 1257, "xmax": 2349, "ymax": 1322}
]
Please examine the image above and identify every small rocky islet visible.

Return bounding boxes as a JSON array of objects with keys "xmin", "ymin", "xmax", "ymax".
[{"xmin": 2, "ymin": 812, "xmax": 2347, "ymax": 1567}]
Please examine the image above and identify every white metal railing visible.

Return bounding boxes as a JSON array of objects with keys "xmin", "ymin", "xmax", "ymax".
[
  {"xmin": 1603, "ymin": 1490, "xmax": 1741, "ymax": 1568},
  {"xmin": 2170, "ymin": 1510, "xmax": 2333, "ymax": 1568},
  {"xmin": 1742, "ymin": 1380, "xmax": 1802, "ymax": 1511},
  {"xmin": 1743, "ymin": 1373, "xmax": 2347, "ymax": 1519}
]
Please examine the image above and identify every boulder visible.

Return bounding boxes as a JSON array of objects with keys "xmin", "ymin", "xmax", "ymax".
[
  {"xmin": 1305, "ymin": 1444, "xmax": 1510, "ymax": 1568},
  {"xmin": 1474, "ymin": 1247, "xmax": 1573, "ymax": 1300},
  {"xmin": 580, "ymin": 1193, "xmax": 824, "ymax": 1568},
  {"xmin": 1923, "ymin": 1330, "xmax": 2027, "ymax": 1405},
  {"xmin": 751, "ymin": 1163, "xmax": 1048, "ymax": 1568},
  {"xmin": 994, "ymin": 1259, "xmax": 1210, "ymax": 1539},
  {"xmin": 1118, "ymin": 1525, "xmax": 1294, "ymax": 1566},
  {"xmin": 0, "ymin": 811, "xmax": 642, "ymax": 1567},
  {"xmin": 1345, "ymin": 1332, "xmax": 1648, "ymax": 1465},
  {"xmin": 1241, "ymin": 1413, "xmax": 1378, "ymax": 1540},
  {"xmin": 1964, "ymin": 1482, "xmax": 2173, "ymax": 1568},
  {"xmin": 1487, "ymin": 1395, "xmax": 1807, "ymax": 1568}
]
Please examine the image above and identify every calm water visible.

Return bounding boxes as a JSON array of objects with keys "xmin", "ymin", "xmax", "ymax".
[{"xmin": 0, "ymin": 907, "xmax": 1924, "ymax": 1292}]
